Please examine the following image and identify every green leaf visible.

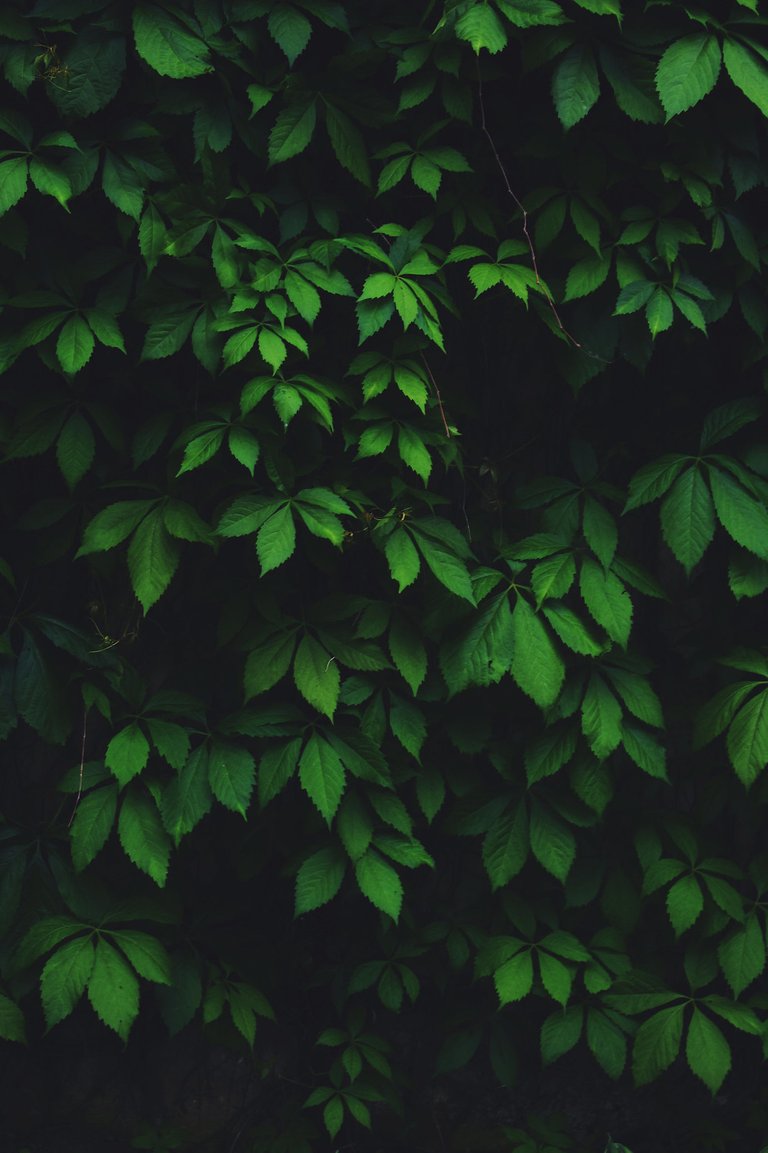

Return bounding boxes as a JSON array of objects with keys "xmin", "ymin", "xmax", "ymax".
[
  {"xmin": 161, "ymin": 745, "xmax": 212, "ymax": 842},
  {"xmin": 106, "ymin": 722, "xmax": 150, "ymax": 788},
  {"xmin": 355, "ymin": 847, "xmax": 403, "ymax": 920},
  {"xmin": 176, "ymin": 427, "xmax": 225, "ymax": 476},
  {"xmin": 632, "ymin": 1004, "xmax": 684, "ymax": 1086},
  {"xmin": 295, "ymin": 846, "xmax": 346, "ymax": 914},
  {"xmin": 56, "ymin": 411, "xmax": 95, "ymax": 490},
  {"xmin": 582, "ymin": 497, "xmax": 617, "ymax": 568},
  {"xmin": 244, "ymin": 632, "xmax": 296, "ymax": 698},
  {"xmin": 646, "ymin": 288, "xmax": 673, "ymax": 337},
  {"xmin": 724, "ymin": 38, "xmax": 768, "ymax": 117},
  {"xmin": 29, "ymin": 157, "xmax": 71, "ymax": 210},
  {"xmin": 708, "ymin": 467, "xmax": 768, "ymax": 561},
  {"xmin": 384, "ymin": 528, "xmax": 421, "ymax": 592},
  {"xmin": 389, "ymin": 694, "xmax": 426, "ymax": 758},
  {"xmin": 133, "ymin": 5, "xmax": 210, "ymax": 78},
  {"xmin": 553, "ymin": 44, "xmax": 600, "ymax": 129},
  {"xmin": 268, "ymin": 4, "xmax": 312, "ymax": 65},
  {"xmin": 0, "ymin": 157, "xmax": 28, "ymax": 215},
  {"xmin": 141, "ymin": 308, "xmax": 197, "ymax": 360},
  {"xmin": 531, "ymin": 552, "xmax": 577, "ymax": 605},
  {"xmin": 118, "ymin": 788, "xmax": 171, "ymax": 886},
  {"xmin": 41, "ymin": 936, "xmax": 95, "ymax": 1029},
  {"xmin": 494, "ymin": 949, "xmax": 534, "ymax": 1004},
  {"xmin": 659, "ymin": 466, "xmax": 716, "ymax": 574},
  {"xmin": 0, "ymin": 993, "xmax": 25, "ymax": 1043},
  {"xmin": 726, "ymin": 688, "xmax": 768, "ymax": 786},
  {"xmin": 127, "ymin": 507, "xmax": 180, "ymax": 612},
  {"xmin": 529, "ymin": 800, "xmax": 575, "ymax": 882},
  {"xmin": 410, "ymin": 525, "xmax": 475, "ymax": 604},
  {"xmin": 564, "ymin": 253, "xmax": 611, "ymax": 301},
  {"xmin": 587, "ymin": 1008, "xmax": 627, "ymax": 1079},
  {"xmin": 525, "ymin": 725, "xmax": 577, "ymax": 784},
  {"xmin": 538, "ymin": 950, "xmax": 573, "ymax": 1006},
  {"xmin": 299, "ymin": 732, "xmax": 345, "ymax": 822},
  {"xmin": 541, "ymin": 1005, "xmax": 583, "ymax": 1064},
  {"xmin": 257, "ymin": 504, "xmax": 296, "ymax": 575},
  {"xmin": 607, "ymin": 667, "xmax": 664, "ymax": 727},
  {"xmin": 56, "ymin": 315, "xmax": 95, "ymax": 374},
  {"xmin": 666, "ymin": 874, "xmax": 704, "ymax": 936},
  {"xmin": 440, "ymin": 591, "xmax": 514, "ymax": 693},
  {"xmin": 482, "ymin": 802, "xmax": 528, "ymax": 889},
  {"xmin": 209, "ymin": 740, "xmax": 255, "ymax": 816},
  {"xmin": 258, "ymin": 737, "xmax": 302, "ymax": 806},
  {"xmin": 47, "ymin": 33, "xmax": 126, "ymax": 119},
  {"xmin": 87, "ymin": 937, "xmax": 140, "ymax": 1041},
  {"xmin": 510, "ymin": 596, "xmax": 565, "ymax": 708},
  {"xmin": 717, "ymin": 914, "xmax": 766, "ymax": 997},
  {"xmin": 622, "ymin": 722, "xmax": 667, "ymax": 780},
  {"xmin": 294, "ymin": 635, "xmax": 340, "ymax": 719},
  {"xmin": 111, "ymin": 930, "xmax": 171, "ymax": 985},
  {"xmin": 581, "ymin": 674, "xmax": 623, "ymax": 760},
  {"xmin": 325, "ymin": 104, "xmax": 370, "ymax": 185},
  {"xmin": 70, "ymin": 784, "xmax": 118, "ymax": 871},
  {"xmin": 398, "ymin": 425, "xmax": 432, "ymax": 482},
  {"xmin": 389, "ymin": 614, "xmax": 427, "ymax": 694},
  {"xmin": 542, "ymin": 603, "xmax": 604, "ymax": 656},
  {"xmin": 455, "ymin": 3, "xmax": 508, "ymax": 54},
  {"xmin": 686, "ymin": 1008, "xmax": 731, "ymax": 1094},
  {"xmin": 614, "ymin": 279, "xmax": 654, "ymax": 315},
  {"xmin": 655, "ymin": 35, "xmax": 721, "ymax": 117},
  {"xmin": 579, "ymin": 557, "xmax": 632, "ymax": 646},
  {"xmin": 269, "ymin": 101, "xmax": 317, "ymax": 165}
]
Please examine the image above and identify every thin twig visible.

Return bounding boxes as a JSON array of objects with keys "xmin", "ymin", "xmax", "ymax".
[
  {"xmin": 68, "ymin": 706, "xmax": 87, "ymax": 826},
  {"xmin": 419, "ymin": 352, "xmax": 451, "ymax": 438},
  {"xmin": 476, "ymin": 62, "xmax": 582, "ymax": 349}
]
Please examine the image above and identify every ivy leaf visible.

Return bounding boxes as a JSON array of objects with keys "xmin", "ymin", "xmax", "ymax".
[
  {"xmin": 685, "ymin": 1008, "xmax": 731, "ymax": 1094},
  {"xmin": 725, "ymin": 688, "xmax": 768, "ymax": 786},
  {"xmin": 268, "ymin": 4, "xmax": 312, "ymax": 65},
  {"xmin": 70, "ymin": 784, "xmax": 118, "ymax": 871},
  {"xmin": 510, "ymin": 597, "xmax": 565, "ymax": 708},
  {"xmin": 579, "ymin": 557, "xmax": 632, "ymax": 646},
  {"xmin": 269, "ymin": 101, "xmax": 317, "ymax": 165},
  {"xmin": 708, "ymin": 467, "xmax": 768, "ymax": 561},
  {"xmin": 132, "ymin": 5, "xmax": 210, "ymax": 78},
  {"xmin": 295, "ymin": 846, "xmax": 346, "ymax": 914},
  {"xmin": 106, "ymin": 722, "xmax": 150, "ymax": 787},
  {"xmin": 256, "ymin": 504, "xmax": 296, "ymax": 575},
  {"xmin": 655, "ymin": 35, "xmax": 721, "ymax": 117},
  {"xmin": 208, "ymin": 740, "xmax": 255, "ymax": 817},
  {"xmin": 87, "ymin": 937, "xmax": 140, "ymax": 1041},
  {"xmin": 482, "ymin": 802, "xmax": 528, "ymax": 890},
  {"xmin": 118, "ymin": 788, "xmax": 172, "ymax": 886},
  {"xmin": 632, "ymin": 1004, "xmax": 685, "ymax": 1086},
  {"xmin": 41, "ymin": 936, "xmax": 95, "ymax": 1029},
  {"xmin": 723, "ymin": 38, "xmax": 768, "ymax": 118},
  {"xmin": 127, "ymin": 507, "xmax": 180, "ymax": 612},
  {"xmin": 56, "ymin": 315, "xmax": 95, "ymax": 374},
  {"xmin": 552, "ymin": 44, "xmax": 600, "ymax": 129},
  {"xmin": 294, "ymin": 635, "xmax": 340, "ymax": 718},
  {"xmin": 299, "ymin": 733, "xmax": 345, "ymax": 822},
  {"xmin": 354, "ymin": 847, "xmax": 403, "ymax": 920}
]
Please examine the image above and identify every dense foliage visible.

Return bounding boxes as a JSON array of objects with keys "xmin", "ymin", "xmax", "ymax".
[{"xmin": 1, "ymin": 0, "xmax": 768, "ymax": 1149}]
